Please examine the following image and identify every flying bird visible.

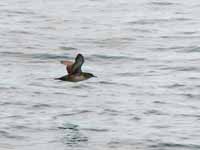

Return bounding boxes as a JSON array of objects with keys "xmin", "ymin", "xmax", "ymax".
[{"xmin": 56, "ymin": 54, "xmax": 96, "ymax": 82}]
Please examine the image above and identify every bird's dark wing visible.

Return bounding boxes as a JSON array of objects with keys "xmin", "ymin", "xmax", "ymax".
[{"xmin": 71, "ymin": 54, "xmax": 84, "ymax": 74}]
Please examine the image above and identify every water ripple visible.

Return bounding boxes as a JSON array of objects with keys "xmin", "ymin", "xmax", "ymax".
[
  {"xmin": 1, "ymin": 0, "xmax": 200, "ymax": 149},
  {"xmin": 150, "ymin": 142, "xmax": 200, "ymax": 150},
  {"xmin": 59, "ymin": 123, "xmax": 88, "ymax": 146},
  {"xmin": 0, "ymin": 130, "xmax": 26, "ymax": 140},
  {"xmin": 148, "ymin": 2, "xmax": 178, "ymax": 6}
]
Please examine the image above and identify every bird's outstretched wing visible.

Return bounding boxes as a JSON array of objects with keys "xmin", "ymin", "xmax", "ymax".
[
  {"xmin": 60, "ymin": 60, "xmax": 74, "ymax": 74},
  {"xmin": 71, "ymin": 54, "xmax": 84, "ymax": 75}
]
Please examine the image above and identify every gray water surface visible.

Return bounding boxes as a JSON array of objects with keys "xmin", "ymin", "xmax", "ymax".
[{"xmin": 1, "ymin": 0, "xmax": 200, "ymax": 150}]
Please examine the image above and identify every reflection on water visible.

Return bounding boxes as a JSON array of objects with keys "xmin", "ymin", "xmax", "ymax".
[{"xmin": 59, "ymin": 123, "xmax": 88, "ymax": 147}]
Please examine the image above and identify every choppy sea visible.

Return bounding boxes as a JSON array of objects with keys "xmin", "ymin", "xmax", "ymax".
[{"xmin": 0, "ymin": 0, "xmax": 200, "ymax": 149}]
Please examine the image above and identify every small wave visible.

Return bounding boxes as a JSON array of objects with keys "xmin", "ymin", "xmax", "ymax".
[
  {"xmin": 176, "ymin": 113, "xmax": 200, "ymax": 118},
  {"xmin": 188, "ymin": 77, "xmax": 200, "ymax": 80},
  {"xmin": 4, "ymin": 9, "xmax": 36, "ymax": 16},
  {"xmin": 128, "ymin": 28, "xmax": 153, "ymax": 33},
  {"xmin": 160, "ymin": 35, "xmax": 199, "ymax": 39},
  {"xmin": 0, "ymin": 130, "xmax": 25, "ymax": 139},
  {"xmin": 82, "ymin": 128, "xmax": 109, "ymax": 132},
  {"xmin": 184, "ymin": 46, "xmax": 200, "ymax": 53},
  {"xmin": 10, "ymin": 125, "xmax": 31, "ymax": 130},
  {"xmin": 127, "ymin": 18, "xmax": 173, "ymax": 25},
  {"xmin": 53, "ymin": 92, "xmax": 66, "ymax": 95},
  {"xmin": 151, "ymin": 125, "xmax": 171, "ymax": 129},
  {"xmin": 0, "ymin": 51, "xmax": 70, "ymax": 61},
  {"xmin": 0, "ymin": 86, "xmax": 17, "ymax": 90},
  {"xmin": 88, "ymin": 54, "xmax": 132, "ymax": 61},
  {"xmin": 6, "ymin": 115, "xmax": 24, "ymax": 119},
  {"xmin": 59, "ymin": 46, "xmax": 77, "ymax": 51},
  {"xmin": 56, "ymin": 110, "xmax": 92, "ymax": 118},
  {"xmin": 128, "ymin": 17, "xmax": 192, "ymax": 26},
  {"xmin": 98, "ymin": 81, "xmax": 117, "ymax": 85},
  {"xmin": 92, "ymin": 37, "xmax": 136, "ymax": 44},
  {"xmin": 58, "ymin": 123, "xmax": 78, "ymax": 130},
  {"xmin": 8, "ymin": 30, "xmax": 33, "ymax": 35},
  {"xmin": 178, "ymin": 31, "xmax": 197, "ymax": 35},
  {"xmin": 175, "ymin": 17, "xmax": 192, "ymax": 21},
  {"xmin": 149, "ymin": 142, "xmax": 200, "ymax": 149},
  {"xmin": 153, "ymin": 101, "xmax": 167, "ymax": 105},
  {"xmin": 182, "ymin": 93, "xmax": 200, "ymax": 99},
  {"xmin": 144, "ymin": 109, "xmax": 168, "ymax": 116},
  {"xmin": 160, "ymin": 66, "xmax": 200, "ymax": 72},
  {"xmin": 1, "ymin": 102, "xmax": 26, "ymax": 106},
  {"xmin": 99, "ymin": 108, "xmax": 121, "ymax": 116},
  {"xmin": 32, "ymin": 103, "xmax": 51, "ymax": 109},
  {"xmin": 0, "ymin": 51, "xmax": 25, "ymax": 56},
  {"xmin": 130, "ymin": 116, "xmax": 141, "ymax": 121},
  {"xmin": 32, "ymin": 53, "xmax": 70, "ymax": 60},
  {"xmin": 148, "ymin": 2, "xmax": 178, "ymax": 6},
  {"xmin": 128, "ymin": 20, "xmax": 156, "ymax": 25},
  {"xmin": 108, "ymin": 140, "xmax": 146, "ymax": 149},
  {"xmin": 163, "ymin": 83, "xmax": 185, "ymax": 89},
  {"xmin": 98, "ymin": 80, "xmax": 130, "ymax": 87},
  {"xmin": 115, "ymin": 72, "xmax": 142, "ymax": 77},
  {"xmin": 151, "ymin": 46, "xmax": 185, "ymax": 51}
]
